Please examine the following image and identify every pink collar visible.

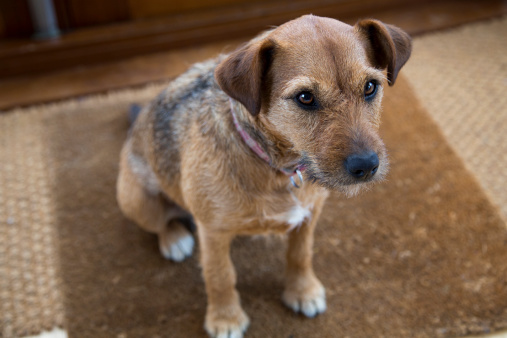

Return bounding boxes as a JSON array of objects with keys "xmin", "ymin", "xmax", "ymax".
[{"xmin": 229, "ymin": 99, "xmax": 304, "ymax": 188}]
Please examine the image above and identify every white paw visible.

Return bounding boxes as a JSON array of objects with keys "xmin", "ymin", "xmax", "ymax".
[
  {"xmin": 205, "ymin": 306, "xmax": 250, "ymax": 338},
  {"xmin": 160, "ymin": 233, "xmax": 194, "ymax": 262},
  {"xmin": 212, "ymin": 326, "xmax": 247, "ymax": 338},
  {"xmin": 283, "ymin": 281, "xmax": 326, "ymax": 318}
]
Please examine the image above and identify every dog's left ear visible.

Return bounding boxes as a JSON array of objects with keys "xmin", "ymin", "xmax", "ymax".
[
  {"xmin": 355, "ymin": 19, "xmax": 412, "ymax": 85},
  {"xmin": 215, "ymin": 38, "xmax": 276, "ymax": 116}
]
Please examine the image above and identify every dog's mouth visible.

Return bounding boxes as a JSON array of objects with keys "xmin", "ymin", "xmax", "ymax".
[{"xmin": 299, "ymin": 153, "xmax": 389, "ymax": 197}]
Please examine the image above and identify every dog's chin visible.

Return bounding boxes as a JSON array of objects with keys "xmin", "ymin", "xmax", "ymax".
[
  {"xmin": 301, "ymin": 156, "xmax": 389, "ymax": 197},
  {"xmin": 337, "ymin": 180, "xmax": 375, "ymax": 198},
  {"xmin": 307, "ymin": 169, "xmax": 387, "ymax": 198}
]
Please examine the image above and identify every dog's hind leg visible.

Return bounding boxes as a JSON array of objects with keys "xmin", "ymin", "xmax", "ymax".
[{"xmin": 117, "ymin": 145, "xmax": 194, "ymax": 262}]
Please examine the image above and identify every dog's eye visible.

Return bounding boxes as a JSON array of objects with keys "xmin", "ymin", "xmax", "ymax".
[
  {"xmin": 296, "ymin": 92, "xmax": 315, "ymax": 106},
  {"xmin": 364, "ymin": 80, "xmax": 378, "ymax": 100}
]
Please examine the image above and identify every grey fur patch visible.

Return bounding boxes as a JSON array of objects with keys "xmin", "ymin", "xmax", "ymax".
[
  {"xmin": 128, "ymin": 152, "xmax": 161, "ymax": 195},
  {"xmin": 152, "ymin": 62, "xmax": 218, "ymax": 177},
  {"xmin": 129, "ymin": 104, "xmax": 142, "ymax": 125}
]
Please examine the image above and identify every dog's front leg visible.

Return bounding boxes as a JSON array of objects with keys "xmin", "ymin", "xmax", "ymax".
[
  {"xmin": 198, "ymin": 227, "xmax": 250, "ymax": 338},
  {"xmin": 283, "ymin": 198, "xmax": 326, "ymax": 318}
]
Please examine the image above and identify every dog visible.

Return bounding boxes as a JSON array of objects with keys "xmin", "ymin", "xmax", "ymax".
[{"xmin": 116, "ymin": 15, "xmax": 411, "ymax": 337}]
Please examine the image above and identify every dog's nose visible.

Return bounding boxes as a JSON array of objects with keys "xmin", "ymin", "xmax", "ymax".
[{"xmin": 345, "ymin": 151, "xmax": 379, "ymax": 179}]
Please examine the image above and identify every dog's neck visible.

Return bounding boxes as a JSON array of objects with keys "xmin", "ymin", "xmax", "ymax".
[{"xmin": 229, "ymin": 98, "xmax": 304, "ymax": 179}]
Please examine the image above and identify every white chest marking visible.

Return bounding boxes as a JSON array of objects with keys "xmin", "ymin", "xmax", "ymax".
[
  {"xmin": 267, "ymin": 204, "xmax": 312, "ymax": 231},
  {"xmin": 286, "ymin": 205, "xmax": 311, "ymax": 228}
]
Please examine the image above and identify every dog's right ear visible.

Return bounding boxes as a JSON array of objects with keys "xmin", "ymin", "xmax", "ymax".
[{"xmin": 215, "ymin": 39, "xmax": 276, "ymax": 116}]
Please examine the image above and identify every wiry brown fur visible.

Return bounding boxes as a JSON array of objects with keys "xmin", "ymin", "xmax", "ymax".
[{"xmin": 117, "ymin": 15, "xmax": 411, "ymax": 338}]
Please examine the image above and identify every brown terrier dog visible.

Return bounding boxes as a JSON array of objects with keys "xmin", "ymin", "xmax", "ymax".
[{"xmin": 117, "ymin": 15, "xmax": 411, "ymax": 338}]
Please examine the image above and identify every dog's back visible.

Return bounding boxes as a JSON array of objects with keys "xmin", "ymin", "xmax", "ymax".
[{"xmin": 126, "ymin": 59, "xmax": 221, "ymax": 192}]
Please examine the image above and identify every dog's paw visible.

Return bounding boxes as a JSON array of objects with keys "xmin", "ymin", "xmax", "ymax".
[
  {"xmin": 282, "ymin": 275, "xmax": 326, "ymax": 318},
  {"xmin": 160, "ymin": 234, "xmax": 194, "ymax": 262},
  {"xmin": 205, "ymin": 305, "xmax": 250, "ymax": 338},
  {"xmin": 159, "ymin": 223, "xmax": 194, "ymax": 262}
]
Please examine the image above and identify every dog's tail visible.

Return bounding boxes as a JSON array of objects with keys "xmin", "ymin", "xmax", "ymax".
[{"xmin": 128, "ymin": 103, "xmax": 142, "ymax": 126}]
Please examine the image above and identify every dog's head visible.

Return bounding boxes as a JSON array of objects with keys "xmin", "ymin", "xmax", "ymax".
[{"xmin": 215, "ymin": 15, "xmax": 411, "ymax": 196}]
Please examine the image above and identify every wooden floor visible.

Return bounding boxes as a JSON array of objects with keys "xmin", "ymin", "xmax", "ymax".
[{"xmin": 0, "ymin": 0, "xmax": 505, "ymax": 111}]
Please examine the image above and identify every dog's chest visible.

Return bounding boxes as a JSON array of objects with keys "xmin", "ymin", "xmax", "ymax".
[
  {"xmin": 260, "ymin": 193, "xmax": 313, "ymax": 232},
  {"xmin": 266, "ymin": 204, "xmax": 312, "ymax": 231}
]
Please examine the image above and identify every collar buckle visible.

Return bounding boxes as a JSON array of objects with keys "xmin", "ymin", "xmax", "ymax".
[{"xmin": 290, "ymin": 169, "xmax": 304, "ymax": 188}]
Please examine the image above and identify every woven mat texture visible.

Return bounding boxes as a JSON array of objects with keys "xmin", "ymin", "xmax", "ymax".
[
  {"xmin": 0, "ymin": 110, "xmax": 65, "ymax": 336},
  {"xmin": 1, "ymin": 19, "xmax": 507, "ymax": 338},
  {"xmin": 403, "ymin": 16, "xmax": 507, "ymax": 221},
  {"xmin": 0, "ymin": 86, "xmax": 164, "ymax": 337}
]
